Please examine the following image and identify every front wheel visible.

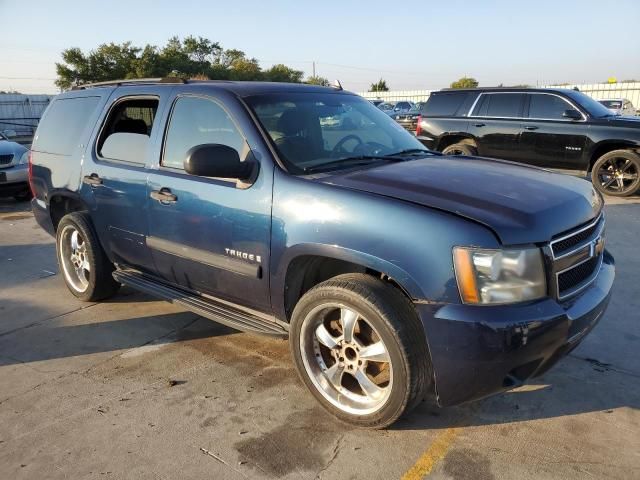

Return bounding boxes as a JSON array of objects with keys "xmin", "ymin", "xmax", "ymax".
[
  {"xmin": 591, "ymin": 149, "xmax": 640, "ymax": 197},
  {"xmin": 289, "ymin": 273, "xmax": 431, "ymax": 428}
]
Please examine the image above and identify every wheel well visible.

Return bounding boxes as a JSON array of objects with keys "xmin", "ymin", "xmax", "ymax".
[
  {"xmin": 437, "ymin": 135, "xmax": 476, "ymax": 151},
  {"xmin": 283, "ymin": 256, "xmax": 411, "ymax": 321},
  {"xmin": 49, "ymin": 195, "xmax": 86, "ymax": 231},
  {"xmin": 589, "ymin": 143, "xmax": 640, "ymax": 171}
]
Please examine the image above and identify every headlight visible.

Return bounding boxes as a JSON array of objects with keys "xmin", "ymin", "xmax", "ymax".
[
  {"xmin": 453, "ymin": 247, "xmax": 546, "ymax": 304},
  {"xmin": 18, "ymin": 151, "xmax": 29, "ymax": 164}
]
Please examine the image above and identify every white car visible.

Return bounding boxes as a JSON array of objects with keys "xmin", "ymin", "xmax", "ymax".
[
  {"xmin": 598, "ymin": 98, "xmax": 637, "ymax": 116},
  {"xmin": 0, "ymin": 132, "xmax": 30, "ymax": 201}
]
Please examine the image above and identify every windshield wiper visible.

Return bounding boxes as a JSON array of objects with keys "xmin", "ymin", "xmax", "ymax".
[
  {"xmin": 304, "ymin": 155, "xmax": 404, "ymax": 174},
  {"xmin": 388, "ymin": 148, "xmax": 439, "ymax": 156}
]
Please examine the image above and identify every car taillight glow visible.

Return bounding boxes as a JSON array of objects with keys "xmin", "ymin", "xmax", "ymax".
[{"xmin": 416, "ymin": 115, "xmax": 422, "ymax": 136}]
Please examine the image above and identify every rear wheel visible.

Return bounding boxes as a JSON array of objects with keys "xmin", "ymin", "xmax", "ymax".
[
  {"xmin": 591, "ymin": 149, "xmax": 640, "ymax": 197},
  {"xmin": 442, "ymin": 140, "xmax": 477, "ymax": 156},
  {"xmin": 56, "ymin": 212, "xmax": 120, "ymax": 301},
  {"xmin": 290, "ymin": 273, "xmax": 431, "ymax": 428}
]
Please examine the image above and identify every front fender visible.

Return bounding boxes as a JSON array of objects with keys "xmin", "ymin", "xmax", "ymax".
[{"xmin": 269, "ymin": 170, "xmax": 500, "ymax": 319}]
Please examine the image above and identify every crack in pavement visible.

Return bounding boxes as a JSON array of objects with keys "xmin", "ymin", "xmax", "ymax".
[{"xmin": 315, "ymin": 433, "xmax": 345, "ymax": 479}]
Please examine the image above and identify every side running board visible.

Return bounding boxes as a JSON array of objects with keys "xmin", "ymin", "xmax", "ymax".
[{"xmin": 113, "ymin": 269, "xmax": 288, "ymax": 337}]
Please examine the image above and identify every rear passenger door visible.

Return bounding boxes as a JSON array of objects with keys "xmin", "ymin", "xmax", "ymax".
[
  {"xmin": 81, "ymin": 88, "xmax": 172, "ymax": 274},
  {"xmin": 145, "ymin": 92, "xmax": 273, "ymax": 312},
  {"xmin": 519, "ymin": 93, "xmax": 588, "ymax": 169},
  {"xmin": 469, "ymin": 92, "xmax": 526, "ymax": 161}
]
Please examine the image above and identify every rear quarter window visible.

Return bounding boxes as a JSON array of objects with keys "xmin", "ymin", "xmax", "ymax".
[
  {"xmin": 422, "ymin": 92, "xmax": 470, "ymax": 117},
  {"xmin": 33, "ymin": 96, "xmax": 100, "ymax": 155}
]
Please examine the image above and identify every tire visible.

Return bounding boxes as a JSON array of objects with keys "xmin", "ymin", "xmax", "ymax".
[
  {"xmin": 289, "ymin": 273, "xmax": 431, "ymax": 428},
  {"xmin": 591, "ymin": 149, "xmax": 640, "ymax": 197},
  {"xmin": 442, "ymin": 140, "xmax": 477, "ymax": 156},
  {"xmin": 56, "ymin": 212, "xmax": 120, "ymax": 302}
]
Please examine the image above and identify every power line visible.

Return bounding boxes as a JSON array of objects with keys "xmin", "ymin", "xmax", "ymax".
[{"xmin": 0, "ymin": 76, "xmax": 57, "ymax": 81}]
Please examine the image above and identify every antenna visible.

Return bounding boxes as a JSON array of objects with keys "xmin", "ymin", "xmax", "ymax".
[{"xmin": 331, "ymin": 79, "xmax": 343, "ymax": 91}]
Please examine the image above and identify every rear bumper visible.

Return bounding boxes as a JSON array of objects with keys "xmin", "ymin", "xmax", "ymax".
[{"xmin": 416, "ymin": 250, "xmax": 615, "ymax": 407}]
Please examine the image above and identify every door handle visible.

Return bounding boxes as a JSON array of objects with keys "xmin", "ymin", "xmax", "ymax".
[
  {"xmin": 83, "ymin": 173, "xmax": 103, "ymax": 186},
  {"xmin": 523, "ymin": 125, "xmax": 539, "ymax": 130},
  {"xmin": 150, "ymin": 187, "xmax": 178, "ymax": 204},
  {"xmin": 474, "ymin": 123, "xmax": 485, "ymax": 127}
]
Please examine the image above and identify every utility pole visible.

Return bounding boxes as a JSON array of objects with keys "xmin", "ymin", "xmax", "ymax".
[{"xmin": 312, "ymin": 61, "xmax": 316, "ymax": 78}]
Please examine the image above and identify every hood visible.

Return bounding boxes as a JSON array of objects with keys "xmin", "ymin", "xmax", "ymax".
[
  {"xmin": 598, "ymin": 115, "xmax": 640, "ymax": 127},
  {"xmin": 319, "ymin": 157, "xmax": 602, "ymax": 245}
]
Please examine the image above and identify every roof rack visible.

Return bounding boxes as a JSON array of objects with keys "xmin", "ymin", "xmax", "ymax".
[{"xmin": 71, "ymin": 77, "xmax": 187, "ymax": 90}]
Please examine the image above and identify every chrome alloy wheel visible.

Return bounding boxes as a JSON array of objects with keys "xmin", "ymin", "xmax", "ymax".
[
  {"xmin": 59, "ymin": 225, "xmax": 91, "ymax": 293},
  {"xmin": 596, "ymin": 156, "xmax": 639, "ymax": 195},
  {"xmin": 300, "ymin": 303, "xmax": 393, "ymax": 415}
]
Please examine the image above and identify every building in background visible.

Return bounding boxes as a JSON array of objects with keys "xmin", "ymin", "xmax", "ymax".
[{"xmin": 0, "ymin": 94, "xmax": 53, "ymax": 145}]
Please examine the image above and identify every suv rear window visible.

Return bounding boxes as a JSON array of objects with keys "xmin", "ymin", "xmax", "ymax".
[
  {"xmin": 422, "ymin": 92, "xmax": 470, "ymax": 116},
  {"xmin": 33, "ymin": 96, "xmax": 100, "ymax": 155},
  {"xmin": 472, "ymin": 93, "xmax": 524, "ymax": 118}
]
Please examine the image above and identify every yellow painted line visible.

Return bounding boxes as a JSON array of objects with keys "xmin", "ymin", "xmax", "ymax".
[{"xmin": 401, "ymin": 427, "xmax": 460, "ymax": 480}]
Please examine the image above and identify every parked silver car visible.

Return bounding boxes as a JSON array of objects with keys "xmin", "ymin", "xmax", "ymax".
[
  {"xmin": 598, "ymin": 98, "xmax": 637, "ymax": 116},
  {"xmin": 0, "ymin": 132, "xmax": 30, "ymax": 200}
]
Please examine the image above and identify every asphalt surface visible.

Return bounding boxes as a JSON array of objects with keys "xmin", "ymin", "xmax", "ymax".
[{"xmin": 1, "ymin": 195, "xmax": 639, "ymax": 480}]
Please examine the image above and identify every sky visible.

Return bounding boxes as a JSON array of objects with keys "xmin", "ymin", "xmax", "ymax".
[{"xmin": 1, "ymin": 0, "xmax": 639, "ymax": 94}]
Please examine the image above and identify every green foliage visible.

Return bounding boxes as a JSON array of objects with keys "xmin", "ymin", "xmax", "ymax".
[
  {"xmin": 55, "ymin": 36, "xmax": 303, "ymax": 89},
  {"xmin": 450, "ymin": 77, "xmax": 479, "ymax": 89},
  {"xmin": 369, "ymin": 78, "xmax": 389, "ymax": 92},
  {"xmin": 305, "ymin": 76, "xmax": 330, "ymax": 86}
]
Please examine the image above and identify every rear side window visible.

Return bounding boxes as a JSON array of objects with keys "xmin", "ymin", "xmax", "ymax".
[
  {"xmin": 422, "ymin": 92, "xmax": 469, "ymax": 116},
  {"xmin": 33, "ymin": 96, "xmax": 100, "ymax": 155},
  {"xmin": 473, "ymin": 93, "xmax": 524, "ymax": 118},
  {"xmin": 162, "ymin": 96, "xmax": 245, "ymax": 170},
  {"xmin": 97, "ymin": 97, "xmax": 159, "ymax": 164},
  {"xmin": 528, "ymin": 94, "xmax": 572, "ymax": 120}
]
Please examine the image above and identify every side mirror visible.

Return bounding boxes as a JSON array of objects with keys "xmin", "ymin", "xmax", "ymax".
[
  {"xmin": 184, "ymin": 144, "xmax": 254, "ymax": 180},
  {"xmin": 562, "ymin": 109, "xmax": 582, "ymax": 120}
]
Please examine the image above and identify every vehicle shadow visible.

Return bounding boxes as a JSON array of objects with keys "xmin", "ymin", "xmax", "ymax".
[{"xmin": 0, "ymin": 295, "xmax": 236, "ymax": 367}]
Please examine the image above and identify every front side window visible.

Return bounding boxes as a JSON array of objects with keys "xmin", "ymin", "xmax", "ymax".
[
  {"xmin": 528, "ymin": 94, "xmax": 573, "ymax": 120},
  {"xmin": 162, "ymin": 96, "xmax": 245, "ymax": 170},
  {"xmin": 246, "ymin": 93, "xmax": 425, "ymax": 174}
]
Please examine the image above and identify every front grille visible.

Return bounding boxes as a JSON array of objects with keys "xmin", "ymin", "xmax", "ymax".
[
  {"xmin": 550, "ymin": 214, "xmax": 605, "ymax": 299},
  {"xmin": 557, "ymin": 256, "xmax": 600, "ymax": 294},
  {"xmin": 551, "ymin": 217, "xmax": 603, "ymax": 256},
  {"xmin": 0, "ymin": 154, "xmax": 14, "ymax": 166}
]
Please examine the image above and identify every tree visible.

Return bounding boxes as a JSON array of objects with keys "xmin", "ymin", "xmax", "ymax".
[
  {"xmin": 369, "ymin": 78, "xmax": 389, "ymax": 92},
  {"xmin": 55, "ymin": 37, "xmax": 305, "ymax": 89},
  {"xmin": 264, "ymin": 64, "xmax": 304, "ymax": 83},
  {"xmin": 450, "ymin": 77, "xmax": 479, "ymax": 89},
  {"xmin": 305, "ymin": 76, "xmax": 330, "ymax": 86}
]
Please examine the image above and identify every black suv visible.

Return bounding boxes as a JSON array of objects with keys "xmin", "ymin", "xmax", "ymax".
[{"xmin": 417, "ymin": 88, "xmax": 640, "ymax": 196}]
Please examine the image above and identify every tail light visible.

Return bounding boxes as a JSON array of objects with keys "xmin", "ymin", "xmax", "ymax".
[
  {"xmin": 28, "ymin": 150, "xmax": 34, "ymax": 195},
  {"xmin": 416, "ymin": 115, "xmax": 422, "ymax": 136}
]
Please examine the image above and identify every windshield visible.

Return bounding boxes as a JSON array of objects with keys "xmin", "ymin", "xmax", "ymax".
[
  {"xmin": 599, "ymin": 100, "xmax": 623, "ymax": 109},
  {"xmin": 564, "ymin": 90, "xmax": 618, "ymax": 118},
  {"xmin": 246, "ymin": 93, "xmax": 427, "ymax": 174}
]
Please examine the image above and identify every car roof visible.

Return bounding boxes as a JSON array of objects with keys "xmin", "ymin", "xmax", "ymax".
[{"xmin": 435, "ymin": 87, "xmax": 579, "ymax": 95}]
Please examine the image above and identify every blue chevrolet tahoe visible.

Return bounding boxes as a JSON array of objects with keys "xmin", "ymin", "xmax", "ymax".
[{"xmin": 29, "ymin": 79, "xmax": 614, "ymax": 428}]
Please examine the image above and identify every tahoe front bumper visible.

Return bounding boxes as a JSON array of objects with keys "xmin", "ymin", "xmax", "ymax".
[{"xmin": 416, "ymin": 250, "xmax": 615, "ymax": 407}]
